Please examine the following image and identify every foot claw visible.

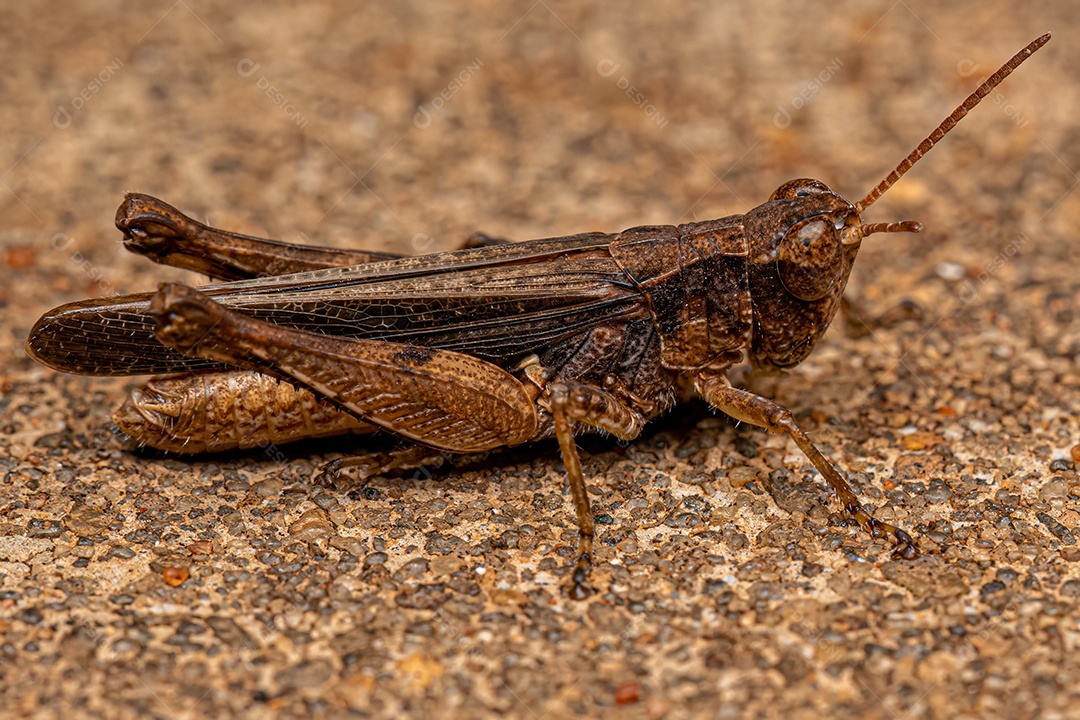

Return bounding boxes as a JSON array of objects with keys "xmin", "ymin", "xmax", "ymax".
[
  {"xmin": 892, "ymin": 541, "xmax": 920, "ymax": 560},
  {"xmin": 568, "ymin": 581, "xmax": 593, "ymax": 600},
  {"xmin": 313, "ymin": 461, "xmax": 341, "ymax": 488},
  {"xmin": 568, "ymin": 552, "xmax": 594, "ymax": 599}
]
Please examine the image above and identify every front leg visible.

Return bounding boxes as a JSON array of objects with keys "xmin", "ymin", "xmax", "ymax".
[{"xmin": 695, "ymin": 373, "xmax": 918, "ymax": 559}]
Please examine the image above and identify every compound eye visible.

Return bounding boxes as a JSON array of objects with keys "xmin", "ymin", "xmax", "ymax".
[
  {"xmin": 770, "ymin": 178, "xmax": 833, "ymax": 201},
  {"xmin": 777, "ymin": 217, "xmax": 843, "ymax": 301}
]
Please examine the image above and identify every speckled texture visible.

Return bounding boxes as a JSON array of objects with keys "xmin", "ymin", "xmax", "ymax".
[{"xmin": 2, "ymin": 2, "xmax": 1078, "ymax": 718}]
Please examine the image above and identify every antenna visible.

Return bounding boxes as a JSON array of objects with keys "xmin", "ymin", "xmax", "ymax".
[
  {"xmin": 862, "ymin": 220, "xmax": 923, "ymax": 237},
  {"xmin": 855, "ymin": 33, "xmax": 1050, "ymax": 215}
]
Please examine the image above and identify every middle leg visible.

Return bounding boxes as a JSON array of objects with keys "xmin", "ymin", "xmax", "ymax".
[{"xmin": 538, "ymin": 378, "xmax": 646, "ymax": 598}]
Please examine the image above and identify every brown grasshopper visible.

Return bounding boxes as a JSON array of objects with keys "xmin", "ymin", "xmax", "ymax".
[{"xmin": 26, "ymin": 35, "xmax": 1049, "ymax": 598}]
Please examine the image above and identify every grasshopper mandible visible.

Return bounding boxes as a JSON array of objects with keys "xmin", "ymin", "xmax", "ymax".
[{"xmin": 27, "ymin": 35, "xmax": 1049, "ymax": 598}]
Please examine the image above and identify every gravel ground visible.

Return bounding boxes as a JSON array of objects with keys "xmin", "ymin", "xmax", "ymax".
[{"xmin": 1, "ymin": 2, "xmax": 1078, "ymax": 718}]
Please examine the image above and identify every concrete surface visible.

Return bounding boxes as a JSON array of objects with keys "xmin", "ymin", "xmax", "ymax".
[{"xmin": 0, "ymin": 1, "xmax": 1077, "ymax": 718}]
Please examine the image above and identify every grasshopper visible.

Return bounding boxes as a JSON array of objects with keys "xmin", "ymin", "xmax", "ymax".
[{"xmin": 27, "ymin": 35, "xmax": 1048, "ymax": 597}]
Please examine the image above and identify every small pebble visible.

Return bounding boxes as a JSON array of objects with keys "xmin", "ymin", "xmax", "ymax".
[
  {"xmin": 935, "ymin": 262, "xmax": 967, "ymax": 281},
  {"xmin": 614, "ymin": 682, "xmax": 642, "ymax": 704},
  {"xmin": 163, "ymin": 567, "xmax": 190, "ymax": 587}
]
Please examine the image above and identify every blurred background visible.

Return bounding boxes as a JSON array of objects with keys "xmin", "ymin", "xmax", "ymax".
[
  {"xmin": 1, "ymin": 1, "xmax": 1077, "ymax": 718},
  {"xmin": 2, "ymin": 2, "xmax": 1073, "ymax": 301}
]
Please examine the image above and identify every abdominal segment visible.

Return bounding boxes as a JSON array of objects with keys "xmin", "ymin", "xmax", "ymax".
[{"xmin": 113, "ymin": 370, "xmax": 374, "ymax": 453}]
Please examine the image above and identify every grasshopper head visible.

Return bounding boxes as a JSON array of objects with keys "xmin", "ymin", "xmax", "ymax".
[
  {"xmin": 743, "ymin": 179, "xmax": 874, "ymax": 371},
  {"xmin": 743, "ymin": 32, "xmax": 1049, "ymax": 371},
  {"xmin": 743, "ymin": 179, "xmax": 922, "ymax": 371}
]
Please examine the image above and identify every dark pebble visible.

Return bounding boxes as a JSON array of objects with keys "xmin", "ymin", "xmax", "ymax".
[
  {"xmin": 16, "ymin": 607, "xmax": 43, "ymax": 625},
  {"xmin": 396, "ymin": 558, "xmax": 429, "ymax": 578},
  {"xmin": 364, "ymin": 552, "xmax": 388, "ymax": 566},
  {"xmin": 395, "ymin": 584, "xmax": 447, "ymax": 610},
  {"xmin": 1036, "ymin": 513, "xmax": 1076, "ymax": 545},
  {"xmin": 925, "ymin": 481, "xmax": 953, "ymax": 503},
  {"xmin": 734, "ymin": 437, "xmax": 759, "ymax": 458},
  {"xmin": 26, "ymin": 519, "xmax": 63, "ymax": 538}
]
